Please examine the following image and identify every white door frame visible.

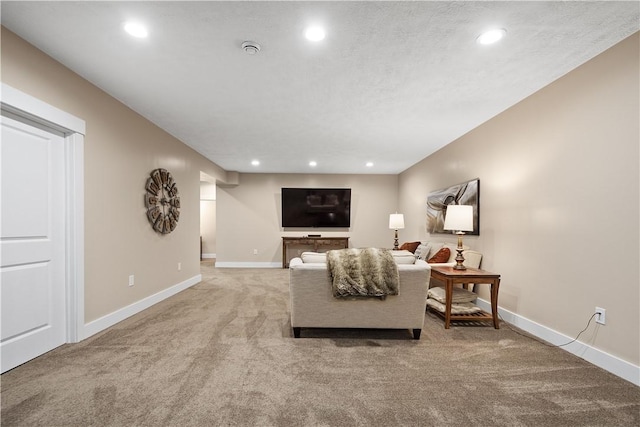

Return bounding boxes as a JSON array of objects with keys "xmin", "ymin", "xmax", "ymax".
[{"xmin": 1, "ymin": 83, "xmax": 85, "ymax": 343}]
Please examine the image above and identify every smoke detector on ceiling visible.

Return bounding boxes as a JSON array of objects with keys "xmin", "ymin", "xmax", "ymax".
[{"xmin": 242, "ymin": 41, "xmax": 261, "ymax": 55}]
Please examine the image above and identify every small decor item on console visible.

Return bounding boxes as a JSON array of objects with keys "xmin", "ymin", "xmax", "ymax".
[{"xmin": 145, "ymin": 168, "xmax": 180, "ymax": 234}]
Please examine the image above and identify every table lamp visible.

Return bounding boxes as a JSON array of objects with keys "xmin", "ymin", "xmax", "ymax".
[
  {"xmin": 389, "ymin": 213, "xmax": 405, "ymax": 250},
  {"xmin": 443, "ymin": 205, "xmax": 473, "ymax": 269}
]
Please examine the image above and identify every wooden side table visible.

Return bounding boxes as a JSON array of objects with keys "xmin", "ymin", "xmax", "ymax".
[{"xmin": 429, "ymin": 266, "xmax": 501, "ymax": 329}]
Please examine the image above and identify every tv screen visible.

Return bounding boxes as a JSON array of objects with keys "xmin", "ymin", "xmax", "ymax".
[{"xmin": 282, "ymin": 188, "xmax": 351, "ymax": 228}]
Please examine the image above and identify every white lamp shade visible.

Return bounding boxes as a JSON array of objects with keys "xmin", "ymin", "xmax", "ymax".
[
  {"xmin": 389, "ymin": 213, "xmax": 405, "ymax": 230},
  {"xmin": 444, "ymin": 205, "xmax": 473, "ymax": 232}
]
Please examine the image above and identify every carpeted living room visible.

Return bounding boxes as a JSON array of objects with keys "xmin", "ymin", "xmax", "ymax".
[
  {"xmin": 1, "ymin": 261, "xmax": 639, "ymax": 426},
  {"xmin": 1, "ymin": 2, "xmax": 639, "ymax": 426}
]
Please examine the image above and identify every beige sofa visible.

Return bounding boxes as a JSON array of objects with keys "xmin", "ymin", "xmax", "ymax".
[{"xmin": 288, "ymin": 251, "xmax": 431, "ymax": 339}]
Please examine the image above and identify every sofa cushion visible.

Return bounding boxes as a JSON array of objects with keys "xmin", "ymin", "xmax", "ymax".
[
  {"xmin": 427, "ymin": 286, "xmax": 477, "ymax": 304},
  {"xmin": 399, "ymin": 241, "xmax": 420, "ymax": 253},
  {"xmin": 300, "ymin": 252, "xmax": 327, "ymax": 263},
  {"xmin": 391, "ymin": 250, "xmax": 416, "ymax": 264},
  {"xmin": 428, "ymin": 247, "xmax": 450, "ymax": 263}
]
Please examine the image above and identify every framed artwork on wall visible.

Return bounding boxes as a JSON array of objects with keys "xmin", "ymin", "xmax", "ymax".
[{"xmin": 426, "ymin": 179, "xmax": 480, "ymax": 235}]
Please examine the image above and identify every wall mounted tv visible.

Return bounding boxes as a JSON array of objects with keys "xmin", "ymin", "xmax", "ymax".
[{"xmin": 281, "ymin": 188, "xmax": 351, "ymax": 228}]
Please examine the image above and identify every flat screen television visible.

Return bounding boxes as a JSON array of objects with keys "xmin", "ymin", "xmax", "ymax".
[{"xmin": 281, "ymin": 188, "xmax": 351, "ymax": 228}]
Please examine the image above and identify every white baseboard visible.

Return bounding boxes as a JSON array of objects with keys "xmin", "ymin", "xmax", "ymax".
[
  {"xmin": 476, "ymin": 299, "xmax": 640, "ymax": 386},
  {"xmin": 82, "ymin": 274, "xmax": 201, "ymax": 340},
  {"xmin": 201, "ymin": 253, "xmax": 216, "ymax": 259},
  {"xmin": 215, "ymin": 261, "xmax": 282, "ymax": 268}
]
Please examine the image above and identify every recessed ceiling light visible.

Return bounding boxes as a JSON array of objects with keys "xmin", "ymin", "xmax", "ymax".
[
  {"xmin": 251, "ymin": 160, "xmax": 260, "ymax": 166},
  {"xmin": 366, "ymin": 162, "xmax": 374, "ymax": 167},
  {"xmin": 476, "ymin": 28, "xmax": 506, "ymax": 45},
  {"xmin": 304, "ymin": 26, "xmax": 326, "ymax": 42},
  {"xmin": 123, "ymin": 21, "xmax": 148, "ymax": 38},
  {"xmin": 309, "ymin": 161, "xmax": 317, "ymax": 167},
  {"xmin": 242, "ymin": 41, "xmax": 261, "ymax": 55}
]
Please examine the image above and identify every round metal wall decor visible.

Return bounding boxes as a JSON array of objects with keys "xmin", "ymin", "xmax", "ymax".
[{"xmin": 145, "ymin": 168, "xmax": 180, "ymax": 234}]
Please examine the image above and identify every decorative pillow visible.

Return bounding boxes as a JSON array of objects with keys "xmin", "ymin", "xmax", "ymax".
[
  {"xmin": 426, "ymin": 298, "xmax": 482, "ymax": 314},
  {"xmin": 426, "ymin": 243, "xmax": 444, "ymax": 259},
  {"xmin": 414, "ymin": 243, "xmax": 432, "ymax": 260},
  {"xmin": 300, "ymin": 252, "xmax": 327, "ymax": 263},
  {"xmin": 427, "ymin": 286, "xmax": 477, "ymax": 304},
  {"xmin": 398, "ymin": 241, "xmax": 420, "ymax": 253},
  {"xmin": 428, "ymin": 247, "xmax": 450, "ymax": 263}
]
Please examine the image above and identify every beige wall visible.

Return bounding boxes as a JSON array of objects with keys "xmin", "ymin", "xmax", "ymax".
[
  {"xmin": 1, "ymin": 27, "xmax": 229, "ymax": 323},
  {"xmin": 399, "ymin": 33, "xmax": 639, "ymax": 365},
  {"xmin": 200, "ymin": 181, "xmax": 217, "ymax": 257},
  {"xmin": 217, "ymin": 174, "xmax": 399, "ymax": 265},
  {"xmin": 200, "ymin": 203, "xmax": 216, "ymax": 255},
  {"xmin": 199, "ymin": 200, "xmax": 217, "ymax": 256},
  {"xmin": 3, "ymin": 24, "xmax": 637, "ymax": 372}
]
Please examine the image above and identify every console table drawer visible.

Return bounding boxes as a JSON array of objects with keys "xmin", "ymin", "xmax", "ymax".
[{"xmin": 316, "ymin": 239, "xmax": 342, "ymax": 246}]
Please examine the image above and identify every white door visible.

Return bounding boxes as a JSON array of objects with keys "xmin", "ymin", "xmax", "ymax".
[{"xmin": 1, "ymin": 115, "xmax": 66, "ymax": 373}]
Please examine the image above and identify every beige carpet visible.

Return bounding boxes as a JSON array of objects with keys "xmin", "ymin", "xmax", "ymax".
[{"xmin": 2, "ymin": 261, "xmax": 638, "ymax": 426}]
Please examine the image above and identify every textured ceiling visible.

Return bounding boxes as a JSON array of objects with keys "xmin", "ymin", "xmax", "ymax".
[{"xmin": 2, "ymin": 1, "xmax": 638, "ymax": 174}]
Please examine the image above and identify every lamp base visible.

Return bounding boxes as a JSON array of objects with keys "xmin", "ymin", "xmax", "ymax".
[
  {"xmin": 453, "ymin": 232, "xmax": 466, "ymax": 270},
  {"xmin": 453, "ymin": 252, "xmax": 467, "ymax": 270},
  {"xmin": 393, "ymin": 229, "xmax": 399, "ymax": 250}
]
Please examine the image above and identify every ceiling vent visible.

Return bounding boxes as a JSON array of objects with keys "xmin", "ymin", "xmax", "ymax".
[{"xmin": 242, "ymin": 41, "xmax": 261, "ymax": 55}]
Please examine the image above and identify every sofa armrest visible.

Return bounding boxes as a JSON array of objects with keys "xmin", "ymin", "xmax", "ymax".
[
  {"xmin": 289, "ymin": 257, "xmax": 328, "ymax": 270},
  {"xmin": 289, "ymin": 257, "xmax": 303, "ymax": 267},
  {"xmin": 427, "ymin": 262, "xmax": 455, "ymax": 268},
  {"xmin": 400, "ymin": 259, "xmax": 431, "ymax": 271}
]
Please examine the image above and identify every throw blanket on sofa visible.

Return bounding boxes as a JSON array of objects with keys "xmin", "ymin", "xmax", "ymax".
[{"xmin": 326, "ymin": 248, "xmax": 399, "ymax": 299}]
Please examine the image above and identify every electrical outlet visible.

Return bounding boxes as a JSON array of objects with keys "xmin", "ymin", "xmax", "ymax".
[
  {"xmin": 595, "ymin": 307, "xmax": 606, "ymax": 325},
  {"xmin": 253, "ymin": 249, "xmax": 258, "ymax": 255},
  {"xmin": 178, "ymin": 262, "xmax": 181, "ymax": 271},
  {"xmin": 129, "ymin": 275, "xmax": 134, "ymax": 287}
]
